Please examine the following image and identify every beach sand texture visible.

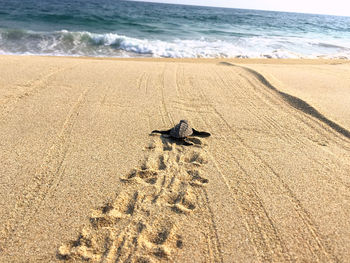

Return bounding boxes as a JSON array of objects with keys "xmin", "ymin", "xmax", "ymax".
[{"xmin": 0, "ymin": 55, "xmax": 349, "ymax": 262}]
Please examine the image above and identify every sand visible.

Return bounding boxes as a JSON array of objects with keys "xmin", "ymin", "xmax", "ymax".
[{"xmin": 0, "ymin": 55, "xmax": 349, "ymax": 262}]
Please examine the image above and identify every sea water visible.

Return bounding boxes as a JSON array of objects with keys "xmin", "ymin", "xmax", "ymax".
[{"xmin": 0, "ymin": 0, "xmax": 349, "ymax": 58}]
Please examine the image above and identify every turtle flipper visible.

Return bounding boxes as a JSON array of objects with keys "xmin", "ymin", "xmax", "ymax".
[
  {"xmin": 151, "ymin": 129, "xmax": 172, "ymax": 135},
  {"xmin": 192, "ymin": 128, "xmax": 211, "ymax": 137},
  {"xmin": 171, "ymin": 137, "xmax": 193, "ymax": 146},
  {"xmin": 182, "ymin": 139, "xmax": 193, "ymax": 146}
]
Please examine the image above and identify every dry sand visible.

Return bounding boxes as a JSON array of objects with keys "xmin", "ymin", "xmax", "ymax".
[{"xmin": 0, "ymin": 55, "xmax": 349, "ymax": 262}]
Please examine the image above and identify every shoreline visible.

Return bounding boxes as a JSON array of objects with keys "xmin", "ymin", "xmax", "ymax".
[{"xmin": 1, "ymin": 54, "xmax": 350, "ymax": 65}]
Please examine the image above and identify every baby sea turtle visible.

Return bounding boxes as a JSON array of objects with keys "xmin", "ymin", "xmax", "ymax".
[{"xmin": 152, "ymin": 120, "xmax": 211, "ymax": 146}]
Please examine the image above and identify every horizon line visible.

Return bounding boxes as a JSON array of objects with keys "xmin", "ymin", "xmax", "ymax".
[{"xmin": 127, "ymin": 0, "xmax": 350, "ymax": 18}]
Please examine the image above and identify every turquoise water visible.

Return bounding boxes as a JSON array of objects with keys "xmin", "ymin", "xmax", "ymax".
[{"xmin": 0, "ymin": 0, "xmax": 349, "ymax": 58}]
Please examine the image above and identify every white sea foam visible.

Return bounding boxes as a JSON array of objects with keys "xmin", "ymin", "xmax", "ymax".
[
  {"xmin": 0, "ymin": 29, "xmax": 349, "ymax": 59},
  {"xmin": 86, "ymin": 31, "xmax": 350, "ymax": 59}
]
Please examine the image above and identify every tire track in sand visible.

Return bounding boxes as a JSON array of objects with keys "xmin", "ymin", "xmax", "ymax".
[
  {"xmin": 197, "ymin": 63, "xmax": 339, "ymax": 262},
  {"xmin": 58, "ymin": 134, "xmax": 220, "ymax": 262},
  {"xmin": 230, "ymin": 63, "xmax": 350, "ymax": 148},
  {"xmin": 214, "ymin": 63, "xmax": 350, "ymax": 192},
  {"xmin": 0, "ymin": 86, "xmax": 91, "ymax": 253},
  {"xmin": 0, "ymin": 64, "xmax": 78, "ymax": 122},
  {"xmin": 172, "ymin": 67, "xmax": 292, "ymax": 262}
]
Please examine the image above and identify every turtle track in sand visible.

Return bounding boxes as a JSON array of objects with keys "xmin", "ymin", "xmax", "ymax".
[{"xmin": 57, "ymin": 135, "xmax": 219, "ymax": 262}]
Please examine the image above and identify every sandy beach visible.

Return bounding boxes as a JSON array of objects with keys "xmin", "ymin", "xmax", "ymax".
[{"xmin": 0, "ymin": 55, "xmax": 349, "ymax": 262}]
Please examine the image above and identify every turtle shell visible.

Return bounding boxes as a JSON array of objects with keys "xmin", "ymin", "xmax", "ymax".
[{"xmin": 170, "ymin": 120, "xmax": 193, "ymax": 138}]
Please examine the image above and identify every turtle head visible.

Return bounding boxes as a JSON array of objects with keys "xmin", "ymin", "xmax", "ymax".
[{"xmin": 180, "ymin": 119, "xmax": 188, "ymax": 124}]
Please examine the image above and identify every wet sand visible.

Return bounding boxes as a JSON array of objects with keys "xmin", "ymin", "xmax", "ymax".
[{"xmin": 0, "ymin": 55, "xmax": 349, "ymax": 262}]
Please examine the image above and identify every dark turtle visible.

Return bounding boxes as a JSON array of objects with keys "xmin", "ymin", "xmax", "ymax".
[{"xmin": 152, "ymin": 120, "xmax": 211, "ymax": 146}]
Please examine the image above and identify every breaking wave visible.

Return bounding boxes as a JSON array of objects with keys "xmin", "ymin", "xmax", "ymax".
[{"xmin": 0, "ymin": 29, "xmax": 349, "ymax": 59}]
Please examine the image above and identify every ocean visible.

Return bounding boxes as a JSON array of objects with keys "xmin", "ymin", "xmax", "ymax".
[{"xmin": 0, "ymin": 0, "xmax": 349, "ymax": 58}]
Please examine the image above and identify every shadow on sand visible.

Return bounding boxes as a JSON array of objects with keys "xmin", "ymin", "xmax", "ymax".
[{"xmin": 219, "ymin": 61, "xmax": 350, "ymax": 139}]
